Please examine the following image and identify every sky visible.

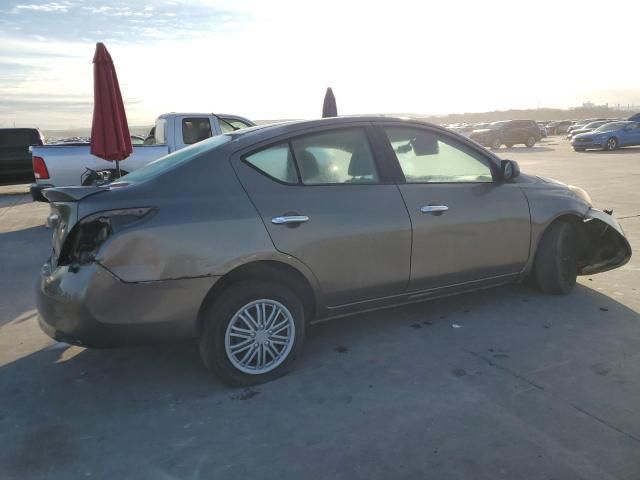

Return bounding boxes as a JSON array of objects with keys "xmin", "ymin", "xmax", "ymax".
[{"xmin": 1, "ymin": 0, "xmax": 640, "ymax": 129}]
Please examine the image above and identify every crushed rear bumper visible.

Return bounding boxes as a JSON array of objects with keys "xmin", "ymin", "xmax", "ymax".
[{"xmin": 36, "ymin": 261, "xmax": 218, "ymax": 347}]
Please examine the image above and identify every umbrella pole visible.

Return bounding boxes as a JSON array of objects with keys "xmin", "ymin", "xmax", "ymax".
[{"xmin": 115, "ymin": 159, "xmax": 121, "ymax": 179}]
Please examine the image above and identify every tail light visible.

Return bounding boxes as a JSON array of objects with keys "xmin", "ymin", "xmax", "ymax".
[
  {"xmin": 58, "ymin": 208, "xmax": 154, "ymax": 267},
  {"xmin": 33, "ymin": 156, "xmax": 50, "ymax": 179}
]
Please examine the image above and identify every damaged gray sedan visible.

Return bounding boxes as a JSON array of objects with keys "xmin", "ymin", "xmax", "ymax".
[{"xmin": 37, "ymin": 117, "xmax": 631, "ymax": 385}]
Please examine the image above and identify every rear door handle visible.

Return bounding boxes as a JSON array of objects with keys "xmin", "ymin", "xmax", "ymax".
[
  {"xmin": 272, "ymin": 215, "xmax": 309, "ymax": 225},
  {"xmin": 420, "ymin": 205, "xmax": 449, "ymax": 215}
]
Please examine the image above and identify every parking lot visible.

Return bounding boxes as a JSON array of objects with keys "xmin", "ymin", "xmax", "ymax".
[{"xmin": 1, "ymin": 137, "xmax": 639, "ymax": 479}]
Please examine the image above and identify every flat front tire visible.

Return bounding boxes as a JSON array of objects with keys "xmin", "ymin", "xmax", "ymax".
[
  {"xmin": 532, "ymin": 221, "xmax": 577, "ymax": 295},
  {"xmin": 199, "ymin": 281, "xmax": 305, "ymax": 386}
]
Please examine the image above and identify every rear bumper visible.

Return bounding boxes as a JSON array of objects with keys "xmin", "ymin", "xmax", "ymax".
[
  {"xmin": 30, "ymin": 183, "xmax": 52, "ymax": 202},
  {"xmin": 37, "ymin": 261, "xmax": 218, "ymax": 347}
]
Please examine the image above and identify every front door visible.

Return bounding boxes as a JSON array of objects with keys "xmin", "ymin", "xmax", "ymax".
[
  {"xmin": 379, "ymin": 125, "xmax": 531, "ymax": 291},
  {"xmin": 232, "ymin": 125, "xmax": 412, "ymax": 306}
]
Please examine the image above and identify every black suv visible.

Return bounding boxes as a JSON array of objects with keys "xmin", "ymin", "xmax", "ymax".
[
  {"xmin": 0, "ymin": 128, "xmax": 43, "ymax": 183},
  {"xmin": 469, "ymin": 120, "xmax": 540, "ymax": 149}
]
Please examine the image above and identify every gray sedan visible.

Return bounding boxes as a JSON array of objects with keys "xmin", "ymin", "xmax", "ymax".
[{"xmin": 37, "ymin": 117, "xmax": 632, "ymax": 385}]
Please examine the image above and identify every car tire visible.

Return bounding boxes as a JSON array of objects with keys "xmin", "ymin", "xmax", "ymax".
[
  {"xmin": 605, "ymin": 137, "xmax": 619, "ymax": 151},
  {"xmin": 532, "ymin": 221, "xmax": 577, "ymax": 295},
  {"xmin": 199, "ymin": 281, "xmax": 305, "ymax": 386},
  {"xmin": 525, "ymin": 136, "xmax": 536, "ymax": 147},
  {"xmin": 490, "ymin": 138, "xmax": 502, "ymax": 149}
]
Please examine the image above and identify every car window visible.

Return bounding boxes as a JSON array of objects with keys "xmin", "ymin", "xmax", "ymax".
[
  {"xmin": 244, "ymin": 143, "xmax": 298, "ymax": 184},
  {"xmin": 384, "ymin": 127, "xmax": 493, "ymax": 183},
  {"xmin": 219, "ymin": 118, "xmax": 253, "ymax": 133},
  {"xmin": 182, "ymin": 118, "xmax": 213, "ymax": 144},
  {"xmin": 290, "ymin": 128, "xmax": 379, "ymax": 185}
]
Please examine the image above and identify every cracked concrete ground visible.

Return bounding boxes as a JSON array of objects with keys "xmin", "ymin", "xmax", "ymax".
[{"xmin": 0, "ymin": 139, "xmax": 639, "ymax": 479}]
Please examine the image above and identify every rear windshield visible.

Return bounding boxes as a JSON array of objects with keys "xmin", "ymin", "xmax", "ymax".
[
  {"xmin": 0, "ymin": 129, "xmax": 40, "ymax": 148},
  {"xmin": 111, "ymin": 134, "xmax": 231, "ymax": 185}
]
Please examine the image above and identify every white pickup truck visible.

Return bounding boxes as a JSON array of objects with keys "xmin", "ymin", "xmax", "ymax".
[{"xmin": 30, "ymin": 112, "xmax": 254, "ymax": 201}]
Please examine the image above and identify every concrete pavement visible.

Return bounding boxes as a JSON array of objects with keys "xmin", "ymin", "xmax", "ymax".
[{"xmin": 1, "ymin": 138, "xmax": 639, "ymax": 479}]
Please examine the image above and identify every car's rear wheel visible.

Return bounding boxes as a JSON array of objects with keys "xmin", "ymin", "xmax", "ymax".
[
  {"xmin": 490, "ymin": 137, "xmax": 502, "ymax": 149},
  {"xmin": 605, "ymin": 137, "xmax": 619, "ymax": 151},
  {"xmin": 532, "ymin": 221, "xmax": 577, "ymax": 295},
  {"xmin": 199, "ymin": 281, "xmax": 305, "ymax": 386},
  {"xmin": 525, "ymin": 136, "xmax": 536, "ymax": 147}
]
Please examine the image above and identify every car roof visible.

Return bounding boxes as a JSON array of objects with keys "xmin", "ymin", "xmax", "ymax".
[{"xmin": 224, "ymin": 116, "xmax": 445, "ymax": 142}]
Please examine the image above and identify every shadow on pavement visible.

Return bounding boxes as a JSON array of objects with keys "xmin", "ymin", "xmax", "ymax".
[{"xmin": 1, "ymin": 282, "xmax": 639, "ymax": 478}]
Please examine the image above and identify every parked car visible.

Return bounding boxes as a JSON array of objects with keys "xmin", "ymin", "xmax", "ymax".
[
  {"xmin": 30, "ymin": 112, "xmax": 254, "ymax": 201},
  {"xmin": 628, "ymin": 113, "xmax": 640, "ymax": 122},
  {"xmin": 0, "ymin": 128, "xmax": 44, "ymax": 183},
  {"xmin": 469, "ymin": 120, "xmax": 540, "ymax": 149},
  {"xmin": 536, "ymin": 122, "xmax": 548, "ymax": 138},
  {"xmin": 130, "ymin": 135, "xmax": 146, "ymax": 145},
  {"xmin": 572, "ymin": 121, "xmax": 640, "ymax": 151},
  {"xmin": 567, "ymin": 120, "xmax": 613, "ymax": 139},
  {"xmin": 566, "ymin": 119, "xmax": 608, "ymax": 135},
  {"xmin": 36, "ymin": 116, "xmax": 631, "ymax": 386},
  {"xmin": 546, "ymin": 120, "xmax": 573, "ymax": 135}
]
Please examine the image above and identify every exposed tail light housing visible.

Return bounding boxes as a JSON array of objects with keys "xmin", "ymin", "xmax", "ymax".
[
  {"xmin": 33, "ymin": 156, "xmax": 50, "ymax": 179},
  {"xmin": 58, "ymin": 208, "xmax": 154, "ymax": 267}
]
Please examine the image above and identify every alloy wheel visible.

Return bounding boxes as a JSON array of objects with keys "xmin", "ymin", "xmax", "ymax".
[{"xmin": 224, "ymin": 299, "xmax": 296, "ymax": 375}]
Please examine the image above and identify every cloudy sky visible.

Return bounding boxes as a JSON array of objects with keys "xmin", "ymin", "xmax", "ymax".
[{"xmin": 1, "ymin": 0, "xmax": 639, "ymax": 129}]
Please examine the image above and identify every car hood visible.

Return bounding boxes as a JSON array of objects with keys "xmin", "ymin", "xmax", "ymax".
[{"xmin": 573, "ymin": 130, "xmax": 603, "ymax": 139}]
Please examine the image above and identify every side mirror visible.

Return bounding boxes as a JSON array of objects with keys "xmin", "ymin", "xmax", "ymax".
[{"xmin": 501, "ymin": 159, "xmax": 520, "ymax": 181}]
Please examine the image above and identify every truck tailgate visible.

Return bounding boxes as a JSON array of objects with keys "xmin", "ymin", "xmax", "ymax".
[{"xmin": 32, "ymin": 144, "xmax": 169, "ymax": 187}]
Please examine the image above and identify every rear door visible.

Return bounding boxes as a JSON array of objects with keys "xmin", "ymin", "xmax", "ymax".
[
  {"xmin": 378, "ymin": 124, "xmax": 531, "ymax": 291},
  {"xmin": 232, "ymin": 124, "xmax": 412, "ymax": 306}
]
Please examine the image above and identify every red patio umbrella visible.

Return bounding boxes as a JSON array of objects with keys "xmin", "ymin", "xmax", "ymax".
[{"xmin": 90, "ymin": 42, "xmax": 132, "ymax": 178}]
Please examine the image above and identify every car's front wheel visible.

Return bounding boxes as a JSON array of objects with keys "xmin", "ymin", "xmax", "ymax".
[
  {"xmin": 525, "ymin": 136, "xmax": 536, "ymax": 147},
  {"xmin": 199, "ymin": 281, "xmax": 305, "ymax": 386},
  {"xmin": 605, "ymin": 137, "xmax": 619, "ymax": 151},
  {"xmin": 490, "ymin": 137, "xmax": 502, "ymax": 149},
  {"xmin": 532, "ymin": 221, "xmax": 577, "ymax": 295}
]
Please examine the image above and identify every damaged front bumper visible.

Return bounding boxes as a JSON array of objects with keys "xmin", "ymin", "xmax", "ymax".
[{"xmin": 578, "ymin": 208, "xmax": 632, "ymax": 275}]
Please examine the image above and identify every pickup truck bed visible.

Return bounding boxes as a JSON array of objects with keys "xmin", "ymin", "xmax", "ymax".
[{"xmin": 30, "ymin": 144, "xmax": 168, "ymax": 200}]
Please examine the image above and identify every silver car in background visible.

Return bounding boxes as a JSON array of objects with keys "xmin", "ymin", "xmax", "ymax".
[{"xmin": 37, "ymin": 117, "xmax": 631, "ymax": 385}]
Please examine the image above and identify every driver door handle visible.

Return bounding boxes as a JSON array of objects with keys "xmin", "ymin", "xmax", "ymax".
[
  {"xmin": 272, "ymin": 215, "xmax": 309, "ymax": 225},
  {"xmin": 420, "ymin": 205, "xmax": 449, "ymax": 214}
]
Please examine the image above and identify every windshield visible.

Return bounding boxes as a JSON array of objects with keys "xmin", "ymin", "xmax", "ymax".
[
  {"xmin": 595, "ymin": 122, "xmax": 626, "ymax": 132},
  {"xmin": 111, "ymin": 134, "xmax": 231, "ymax": 185},
  {"xmin": 584, "ymin": 121, "xmax": 608, "ymax": 129}
]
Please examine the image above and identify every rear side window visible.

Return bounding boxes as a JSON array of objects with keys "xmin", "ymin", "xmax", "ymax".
[
  {"xmin": 182, "ymin": 118, "xmax": 212, "ymax": 144},
  {"xmin": 219, "ymin": 118, "xmax": 253, "ymax": 133},
  {"xmin": 244, "ymin": 143, "xmax": 298, "ymax": 183},
  {"xmin": 290, "ymin": 128, "xmax": 379, "ymax": 185}
]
